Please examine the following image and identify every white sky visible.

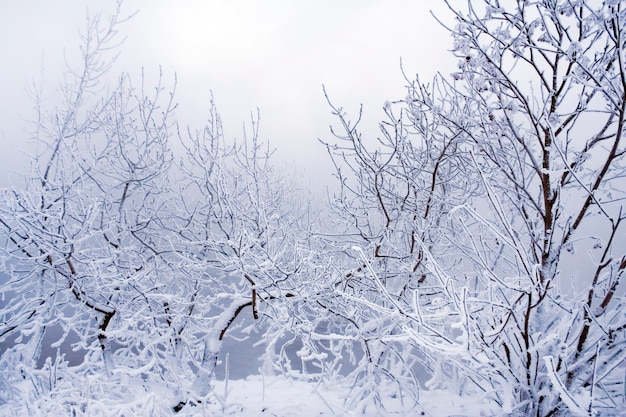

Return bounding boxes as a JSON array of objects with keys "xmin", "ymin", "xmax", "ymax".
[{"xmin": 0, "ymin": 1, "xmax": 456, "ymax": 185}]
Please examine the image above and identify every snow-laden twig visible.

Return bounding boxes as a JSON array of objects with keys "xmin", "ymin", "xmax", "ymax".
[
  {"xmin": 352, "ymin": 246, "xmax": 404, "ymax": 312},
  {"xmin": 543, "ymin": 356, "xmax": 589, "ymax": 416}
]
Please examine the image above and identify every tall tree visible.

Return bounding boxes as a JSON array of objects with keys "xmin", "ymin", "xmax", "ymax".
[
  {"xmin": 323, "ymin": 1, "xmax": 626, "ymax": 415},
  {"xmin": 0, "ymin": 4, "xmax": 314, "ymax": 414}
]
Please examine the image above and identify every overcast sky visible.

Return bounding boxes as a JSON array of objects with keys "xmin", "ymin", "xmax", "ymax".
[{"xmin": 0, "ymin": 1, "xmax": 457, "ymax": 185}]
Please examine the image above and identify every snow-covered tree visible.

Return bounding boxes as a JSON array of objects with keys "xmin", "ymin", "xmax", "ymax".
[
  {"xmin": 2, "ymin": 1, "xmax": 625, "ymax": 416},
  {"xmin": 0, "ymin": 4, "xmax": 315, "ymax": 415},
  {"xmin": 322, "ymin": 1, "xmax": 626, "ymax": 415}
]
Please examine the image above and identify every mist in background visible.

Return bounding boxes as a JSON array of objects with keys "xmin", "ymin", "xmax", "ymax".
[
  {"xmin": 0, "ymin": 1, "xmax": 455, "ymax": 187},
  {"xmin": 0, "ymin": 0, "xmax": 459, "ymax": 379}
]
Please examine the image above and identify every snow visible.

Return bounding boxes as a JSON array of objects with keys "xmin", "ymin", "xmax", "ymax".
[
  {"xmin": 182, "ymin": 374, "xmax": 502, "ymax": 417},
  {"xmin": 205, "ymin": 375, "xmax": 351, "ymax": 417},
  {"xmin": 5, "ymin": 368, "xmax": 504, "ymax": 416}
]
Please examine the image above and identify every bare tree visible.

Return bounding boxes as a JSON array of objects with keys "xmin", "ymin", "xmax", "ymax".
[
  {"xmin": 2, "ymin": 1, "xmax": 624, "ymax": 415},
  {"xmin": 0, "ymin": 4, "xmax": 315, "ymax": 415},
  {"xmin": 323, "ymin": 1, "xmax": 626, "ymax": 415}
]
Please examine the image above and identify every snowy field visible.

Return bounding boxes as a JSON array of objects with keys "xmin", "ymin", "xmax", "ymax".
[{"xmin": 197, "ymin": 375, "xmax": 499, "ymax": 417}]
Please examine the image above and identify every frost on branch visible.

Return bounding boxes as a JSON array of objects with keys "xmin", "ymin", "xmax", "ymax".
[
  {"xmin": 0, "ymin": 3, "xmax": 314, "ymax": 414},
  {"xmin": 322, "ymin": 0, "xmax": 626, "ymax": 415},
  {"xmin": 1, "ymin": 0, "xmax": 625, "ymax": 415}
]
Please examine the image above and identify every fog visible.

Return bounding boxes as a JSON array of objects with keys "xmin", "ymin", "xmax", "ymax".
[{"xmin": 0, "ymin": 1, "xmax": 456, "ymax": 187}]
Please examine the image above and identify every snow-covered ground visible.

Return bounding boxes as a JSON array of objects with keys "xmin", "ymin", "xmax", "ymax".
[
  {"xmin": 4, "ymin": 372, "xmax": 502, "ymax": 417},
  {"xmin": 197, "ymin": 375, "xmax": 500, "ymax": 417}
]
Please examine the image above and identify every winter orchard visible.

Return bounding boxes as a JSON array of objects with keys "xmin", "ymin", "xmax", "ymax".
[{"xmin": 1, "ymin": 1, "xmax": 625, "ymax": 416}]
